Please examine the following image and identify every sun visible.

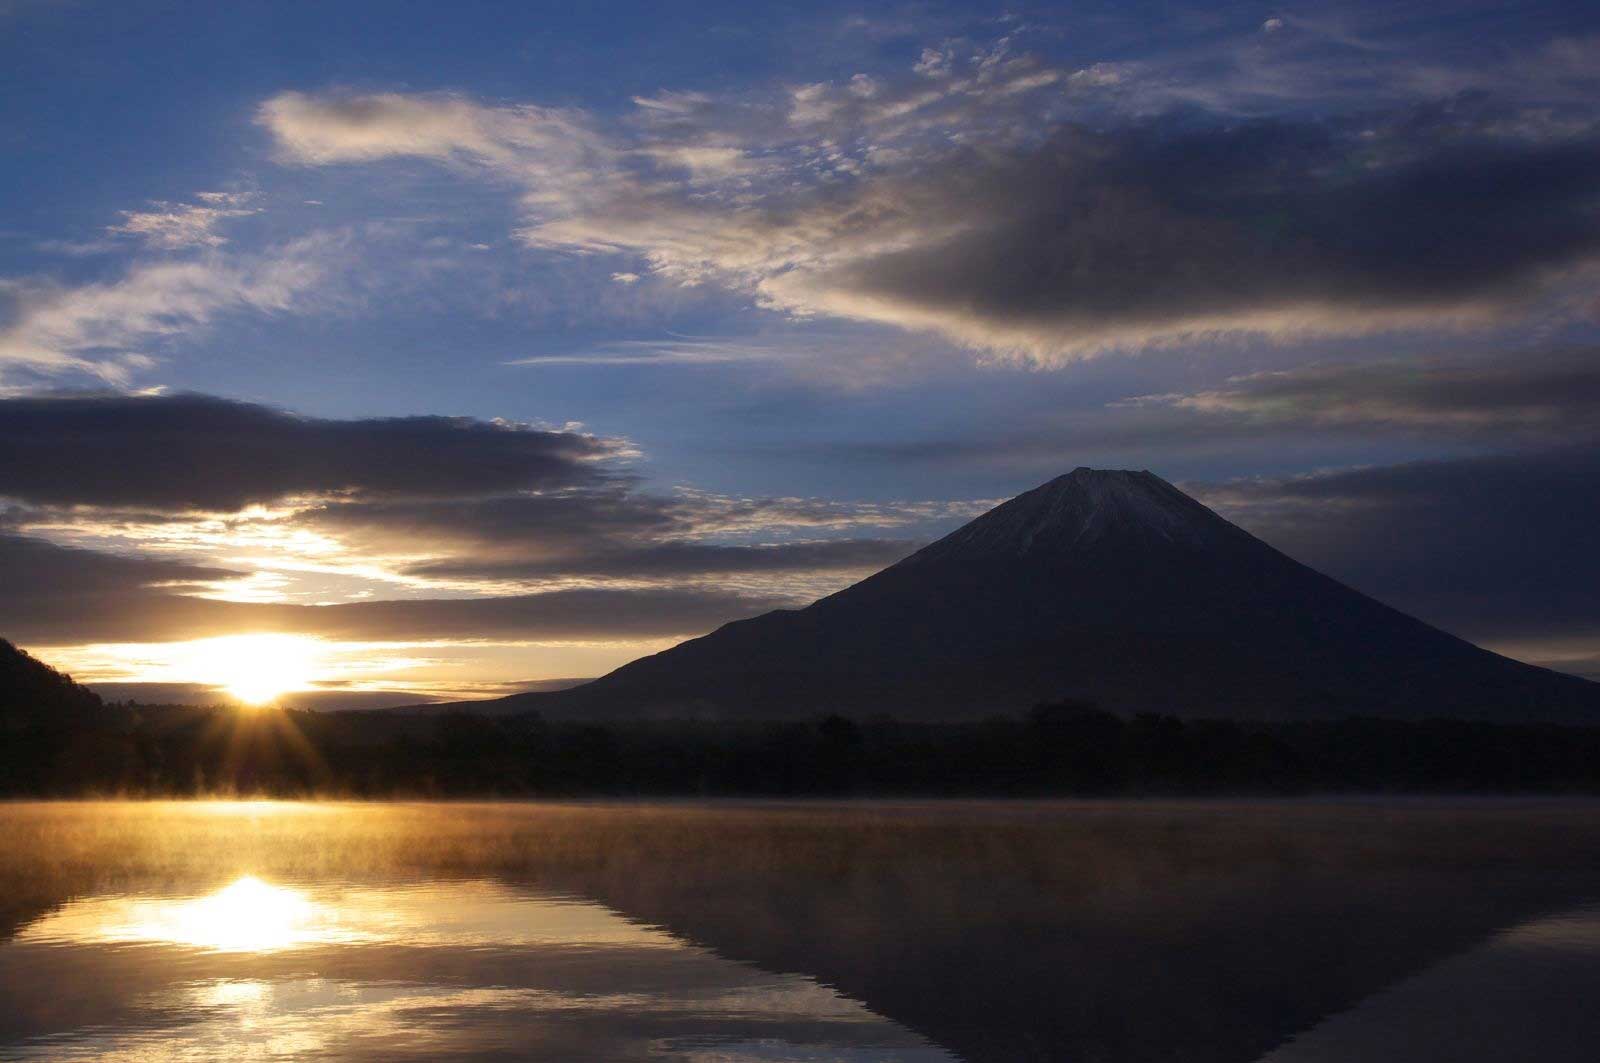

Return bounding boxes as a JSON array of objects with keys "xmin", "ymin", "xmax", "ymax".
[{"xmin": 182, "ymin": 633, "xmax": 323, "ymax": 706}]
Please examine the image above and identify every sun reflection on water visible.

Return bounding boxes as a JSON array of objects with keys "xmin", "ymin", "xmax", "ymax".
[
  {"xmin": 17, "ymin": 875, "xmax": 677, "ymax": 955},
  {"xmin": 151, "ymin": 876, "xmax": 316, "ymax": 952},
  {"xmin": 24, "ymin": 875, "xmax": 346, "ymax": 954}
]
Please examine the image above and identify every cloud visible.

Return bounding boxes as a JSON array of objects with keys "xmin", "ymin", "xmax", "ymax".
[
  {"xmin": 3, "ymin": 468, "xmax": 934, "ymax": 644},
  {"xmin": 662, "ymin": 490, "xmax": 993, "ymax": 535},
  {"xmin": 297, "ymin": 487, "xmax": 963, "ymax": 590},
  {"xmin": 1086, "ymin": 17, "xmax": 1600, "ymax": 120},
  {"xmin": 82, "ymin": 682, "xmax": 449, "ymax": 710},
  {"xmin": 913, "ymin": 46, "xmax": 953, "ymax": 79},
  {"xmin": 260, "ymin": 91, "xmax": 519, "ymax": 163},
  {"xmin": 803, "ymin": 346, "xmax": 1600, "ymax": 481},
  {"xmin": 296, "ymin": 587, "xmax": 793, "ymax": 642},
  {"xmin": 749, "ymin": 125, "xmax": 1600, "ymax": 359},
  {"xmin": 303, "ymin": 483, "xmax": 980, "ymax": 548},
  {"xmin": 258, "ymin": 91, "xmax": 620, "ymax": 219},
  {"xmin": 508, "ymin": 337, "xmax": 798, "ymax": 369},
  {"xmin": 107, "ymin": 191, "xmax": 260, "ymax": 250},
  {"xmin": 642, "ymin": 145, "xmax": 762, "ymax": 179},
  {"xmin": 1195, "ymin": 449, "xmax": 1600, "ymax": 647},
  {"xmin": 507, "ymin": 321, "xmax": 963, "ymax": 384},
  {"xmin": 299, "ymin": 490, "xmax": 680, "ymax": 562},
  {"xmin": 776, "ymin": 35, "xmax": 1071, "ymax": 134},
  {"xmin": 0, "ymin": 233, "xmax": 335, "ymax": 380},
  {"xmin": 0, "ymin": 392, "xmax": 624, "ymax": 510},
  {"xmin": 0, "ymin": 529, "xmax": 792, "ymax": 645},
  {"xmin": 1132, "ymin": 352, "xmax": 1600, "ymax": 442},
  {"xmin": 0, "ymin": 483, "xmax": 942, "ymax": 652},
  {"xmin": 0, "ymin": 533, "xmax": 249, "ymax": 643},
  {"xmin": 10, "ymin": 443, "xmax": 1598, "ymax": 672},
  {"xmin": 260, "ymin": 38, "xmax": 1600, "ymax": 364},
  {"xmin": 0, "ymin": 390, "xmax": 981, "ymax": 646},
  {"xmin": 0, "ymin": 388, "xmax": 993, "ymax": 649},
  {"xmin": 0, "ymin": 533, "xmax": 238, "ymax": 599},
  {"xmin": 401, "ymin": 537, "xmax": 918, "ymax": 583}
]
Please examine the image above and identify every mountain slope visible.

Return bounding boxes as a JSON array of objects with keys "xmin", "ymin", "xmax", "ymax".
[
  {"xmin": 499, "ymin": 469, "xmax": 1600, "ymax": 722},
  {"xmin": 0, "ymin": 639, "xmax": 105, "ymax": 729}
]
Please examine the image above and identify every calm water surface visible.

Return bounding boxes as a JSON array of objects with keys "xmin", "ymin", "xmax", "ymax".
[{"xmin": 2, "ymin": 800, "xmax": 1600, "ymax": 1062}]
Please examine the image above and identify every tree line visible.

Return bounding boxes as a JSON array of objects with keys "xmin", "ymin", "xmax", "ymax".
[{"xmin": 6, "ymin": 698, "xmax": 1600, "ymax": 797}]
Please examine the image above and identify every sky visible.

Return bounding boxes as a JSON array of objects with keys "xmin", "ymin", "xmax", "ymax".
[{"xmin": 3, "ymin": 0, "xmax": 1599, "ymax": 706}]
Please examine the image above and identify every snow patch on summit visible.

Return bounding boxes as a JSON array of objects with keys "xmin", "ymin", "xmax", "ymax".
[{"xmin": 901, "ymin": 468, "xmax": 1248, "ymax": 563}]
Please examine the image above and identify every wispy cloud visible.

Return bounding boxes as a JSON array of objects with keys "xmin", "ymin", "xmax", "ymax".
[
  {"xmin": 0, "ymin": 232, "xmax": 339, "ymax": 381},
  {"xmin": 506, "ymin": 329, "xmax": 974, "ymax": 391},
  {"xmin": 1130, "ymin": 353, "xmax": 1600, "ymax": 442},
  {"xmin": 507, "ymin": 338, "xmax": 782, "ymax": 368},
  {"xmin": 108, "ymin": 191, "xmax": 260, "ymax": 250},
  {"xmin": 258, "ymin": 91, "xmax": 622, "ymax": 220}
]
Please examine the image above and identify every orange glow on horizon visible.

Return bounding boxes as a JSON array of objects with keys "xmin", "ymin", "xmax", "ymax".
[{"xmin": 35, "ymin": 635, "xmax": 669, "ymax": 707}]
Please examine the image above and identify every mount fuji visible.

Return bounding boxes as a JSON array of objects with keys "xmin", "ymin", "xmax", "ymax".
[{"xmin": 490, "ymin": 469, "xmax": 1600, "ymax": 722}]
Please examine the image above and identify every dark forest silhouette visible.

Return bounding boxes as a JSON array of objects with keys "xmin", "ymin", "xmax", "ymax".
[{"xmin": 10, "ymin": 697, "xmax": 1600, "ymax": 797}]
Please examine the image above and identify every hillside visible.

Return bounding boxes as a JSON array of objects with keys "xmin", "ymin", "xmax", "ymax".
[{"xmin": 0, "ymin": 639, "xmax": 104, "ymax": 729}]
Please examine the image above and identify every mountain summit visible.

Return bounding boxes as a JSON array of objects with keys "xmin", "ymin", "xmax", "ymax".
[
  {"xmin": 905, "ymin": 468, "xmax": 1248, "ymax": 562},
  {"xmin": 501, "ymin": 469, "xmax": 1600, "ymax": 722}
]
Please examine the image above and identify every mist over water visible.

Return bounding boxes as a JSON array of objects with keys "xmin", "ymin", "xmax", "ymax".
[{"xmin": 3, "ymin": 800, "xmax": 1600, "ymax": 1062}]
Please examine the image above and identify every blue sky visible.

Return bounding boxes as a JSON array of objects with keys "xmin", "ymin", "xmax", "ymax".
[{"xmin": 3, "ymin": 0, "xmax": 1599, "ymax": 702}]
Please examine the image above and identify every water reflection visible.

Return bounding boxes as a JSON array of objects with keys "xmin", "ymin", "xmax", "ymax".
[
  {"xmin": 4, "ymin": 800, "xmax": 1600, "ymax": 1062},
  {"xmin": 1260, "ymin": 905, "xmax": 1600, "ymax": 1062},
  {"xmin": 20, "ymin": 876, "xmax": 677, "ymax": 953},
  {"xmin": 4, "ymin": 872, "xmax": 954, "ymax": 1061},
  {"xmin": 27, "ymin": 876, "xmax": 333, "ymax": 952}
]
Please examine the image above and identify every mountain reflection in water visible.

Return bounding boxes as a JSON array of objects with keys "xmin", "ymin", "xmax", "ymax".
[{"xmin": 3, "ymin": 800, "xmax": 1600, "ymax": 1062}]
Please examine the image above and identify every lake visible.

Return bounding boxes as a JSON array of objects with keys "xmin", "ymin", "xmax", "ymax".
[{"xmin": 2, "ymin": 800, "xmax": 1599, "ymax": 1061}]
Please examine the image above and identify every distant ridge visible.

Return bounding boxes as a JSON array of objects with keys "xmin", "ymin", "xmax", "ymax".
[{"xmin": 469, "ymin": 469, "xmax": 1600, "ymax": 722}]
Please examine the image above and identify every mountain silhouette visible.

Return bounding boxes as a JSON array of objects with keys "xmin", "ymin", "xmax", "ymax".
[
  {"xmin": 0, "ymin": 638, "xmax": 104, "ymax": 730},
  {"xmin": 480, "ymin": 469, "xmax": 1600, "ymax": 721}
]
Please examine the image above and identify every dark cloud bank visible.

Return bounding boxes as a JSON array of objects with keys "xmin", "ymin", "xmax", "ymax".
[
  {"xmin": 0, "ymin": 392, "xmax": 618, "ymax": 510},
  {"xmin": 0, "ymin": 394, "xmax": 904, "ymax": 645},
  {"xmin": 822, "ymin": 124, "xmax": 1600, "ymax": 347}
]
